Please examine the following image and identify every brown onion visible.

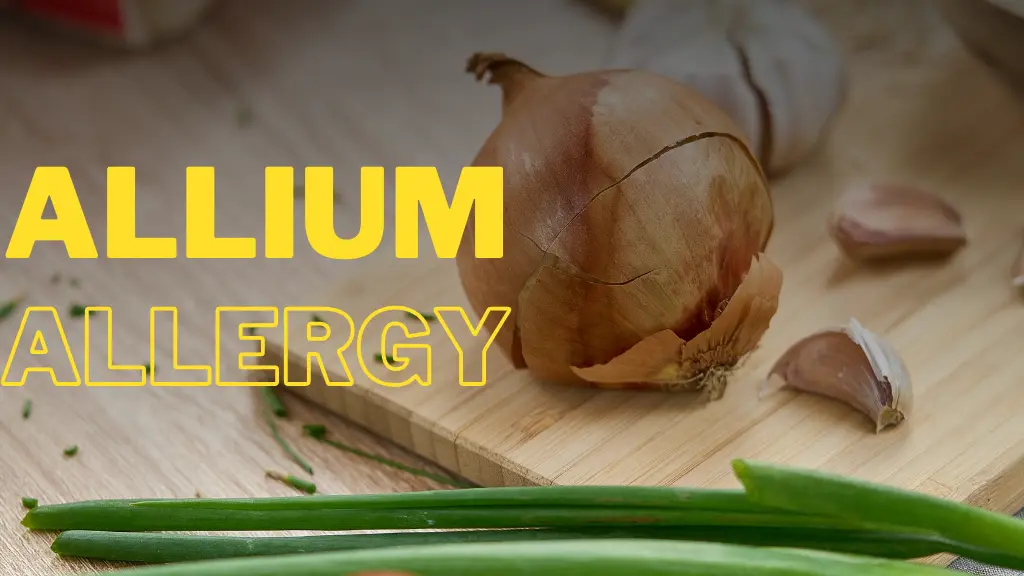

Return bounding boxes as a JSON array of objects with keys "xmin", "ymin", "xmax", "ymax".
[{"xmin": 455, "ymin": 53, "xmax": 782, "ymax": 398}]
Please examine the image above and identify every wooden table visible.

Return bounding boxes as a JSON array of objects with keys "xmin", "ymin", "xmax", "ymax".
[{"xmin": 0, "ymin": 1, "xmax": 1019, "ymax": 574}]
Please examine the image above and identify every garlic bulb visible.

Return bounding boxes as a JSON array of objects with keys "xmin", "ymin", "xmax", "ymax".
[
  {"xmin": 607, "ymin": 0, "xmax": 846, "ymax": 175},
  {"xmin": 765, "ymin": 318, "xmax": 913, "ymax": 432},
  {"xmin": 456, "ymin": 53, "xmax": 782, "ymax": 397}
]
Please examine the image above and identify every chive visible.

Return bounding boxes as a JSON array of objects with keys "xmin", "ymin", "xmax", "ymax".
[
  {"xmin": 260, "ymin": 387, "xmax": 288, "ymax": 418},
  {"xmin": 302, "ymin": 424, "xmax": 473, "ymax": 488},
  {"xmin": 301, "ymin": 424, "xmax": 326, "ymax": 439},
  {"xmin": 49, "ymin": 539, "xmax": 954, "ymax": 576},
  {"xmin": 244, "ymin": 326, "xmax": 256, "ymax": 337},
  {"xmin": 372, "ymin": 352, "xmax": 395, "ymax": 364},
  {"xmin": 32, "ymin": 486, "xmax": 787, "ymax": 513},
  {"xmin": 310, "ymin": 314, "xmax": 324, "ymax": 323},
  {"xmin": 260, "ymin": 389, "xmax": 311, "ymax": 475},
  {"xmin": 69, "ymin": 304, "xmax": 87, "ymax": 318},
  {"xmin": 21, "ymin": 398, "xmax": 32, "ymax": 419},
  {"xmin": 265, "ymin": 471, "xmax": 316, "ymax": 495},
  {"xmin": 48, "ymin": 526, "xmax": 996, "ymax": 565},
  {"xmin": 63, "ymin": 445, "xmax": 79, "ymax": 457},
  {"xmin": 406, "ymin": 310, "xmax": 436, "ymax": 322},
  {"xmin": 70, "ymin": 278, "xmax": 80, "ymax": 288},
  {"xmin": 733, "ymin": 459, "xmax": 1024, "ymax": 570},
  {"xmin": 235, "ymin": 104, "xmax": 254, "ymax": 128},
  {"xmin": 50, "ymin": 273, "xmax": 62, "ymax": 284},
  {"xmin": 143, "ymin": 363, "xmax": 155, "ymax": 377},
  {"xmin": 0, "ymin": 297, "xmax": 22, "ymax": 321},
  {"xmin": 20, "ymin": 499, "xmax": 859, "ymax": 533},
  {"xmin": 21, "ymin": 497, "xmax": 38, "ymax": 510}
]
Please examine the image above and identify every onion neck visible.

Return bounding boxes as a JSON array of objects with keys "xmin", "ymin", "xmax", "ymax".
[{"xmin": 466, "ymin": 52, "xmax": 545, "ymax": 110}]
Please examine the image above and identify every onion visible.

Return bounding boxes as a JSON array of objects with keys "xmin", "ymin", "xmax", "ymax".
[{"xmin": 455, "ymin": 53, "xmax": 783, "ymax": 398}]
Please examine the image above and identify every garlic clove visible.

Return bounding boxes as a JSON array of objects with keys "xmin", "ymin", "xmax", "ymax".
[
  {"xmin": 765, "ymin": 318, "xmax": 913, "ymax": 433},
  {"xmin": 828, "ymin": 183, "xmax": 967, "ymax": 262},
  {"xmin": 608, "ymin": 0, "xmax": 846, "ymax": 175},
  {"xmin": 566, "ymin": 254, "xmax": 783, "ymax": 399}
]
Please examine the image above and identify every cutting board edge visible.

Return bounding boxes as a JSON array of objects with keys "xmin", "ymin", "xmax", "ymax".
[
  {"xmin": 264, "ymin": 346, "xmax": 552, "ymax": 488},
  {"xmin": 265, "ymin": 344, "xmax": 1024, "ymax": 511}
]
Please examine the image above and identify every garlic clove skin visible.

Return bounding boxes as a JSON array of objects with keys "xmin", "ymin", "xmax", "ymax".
[
  {"xmin": 829, "ymin": 183, "xmax": 967, "ymax": 262},
  {"xmin": 766, "ymin": 318, "xmax": 912, "ymax": 433},
  {"xmin": 608, "ymin": 0, "xmax": 846, "ymax": 175},
  {"xmin": 568, "ymin": 254, "xmax": 783, "ymax": 399}
]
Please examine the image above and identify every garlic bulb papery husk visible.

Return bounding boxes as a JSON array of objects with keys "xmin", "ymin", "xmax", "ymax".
[
  {"xmin": 765, "ymin": 318, "xmax": 913, "ymax": 433},
  {"xmin": 456, "ymin": 53, "xmax": 781, "ymax": 397},
  {"xmin": 607, "ymin": 0, "xmax": 846, "ymax": 176}
]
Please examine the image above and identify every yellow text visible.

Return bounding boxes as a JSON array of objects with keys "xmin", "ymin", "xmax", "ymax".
[
  {"xmin": 0, "ymin": 305, "xmax": 510, "ymax": 388},
  {"xmin": 6, "ymin": 166, "xmax": 503, "ymax": 260}
]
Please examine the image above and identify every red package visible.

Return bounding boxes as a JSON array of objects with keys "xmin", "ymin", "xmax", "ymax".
[{"xmin": 3, "ymin": 0, "xmax": 215, "ymax": 48}]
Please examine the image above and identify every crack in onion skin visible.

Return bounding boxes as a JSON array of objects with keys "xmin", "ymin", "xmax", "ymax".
[{"xmin": 456, "ymin": 52, "xmax": 780, "ymax": 393}]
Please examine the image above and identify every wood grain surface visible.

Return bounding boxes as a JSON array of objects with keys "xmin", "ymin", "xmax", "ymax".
[
  {"xmin": 264, "ymin": 0, "xmax": 1024, "ymax": 564},
  {"xmin": 0, "ymin": 1, "xmax": 1022, "ymax": 574}
]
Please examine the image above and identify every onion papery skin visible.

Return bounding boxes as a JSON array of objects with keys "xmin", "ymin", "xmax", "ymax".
[{"xmin": 456, "ymin": 53, "xmax": 781, "ymax": 395}]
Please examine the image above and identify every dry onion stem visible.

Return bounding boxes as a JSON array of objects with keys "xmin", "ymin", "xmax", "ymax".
[
  {"xmin": 765, "ymin": 319, "xmax": 912, "ymax": 432},
  {"xmin": 455, "ymin": 53, "xmax": 782, "ymax": 398}
]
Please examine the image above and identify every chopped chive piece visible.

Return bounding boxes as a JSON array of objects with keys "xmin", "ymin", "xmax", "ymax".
[
  {"xmin": 266, "ymin": 471, "xmax": 316, "ymax": 495},
  {"xmin": 142, "ymin": 362, "xmax": 155, "ymax": 377},
  {"xmin": 406, "ymin": 310, "xmax": 436, "ymax": 322},
  {"xmin": 21, "ymin": 497, "xmax": 38, "ymax": 510},
  {"xmin": 302, "ymin": 424, "xmax": 327, "ymax": 439},
  {"xmin": 303, "ymin": 423, "xmax": 473, "ymax": 488},
  {"xmin": 68, "ymin": 304, "xmax": 87, "ymax": 318},
  {"xmin": 244, "ymin": 326, "xmax": 256, "ymax": 337},
  {"xmin": 260, "ymin": 387, "xmax": 288, "ymax": 418},
  {"xmin": 0, "ymin": 298, "xmax": 22, "ymax": 321},
  {"xmin": 372, "ymin": 352, "xmax": 396, "ymax": 364},
  {"xmin": 21, "ymin": 398, "xmax": 32, "ymax": 419},
  {"xmin": 63, "ymin": 445, "xmax": 79, "ymax": 457},
  {"xmin": 310, "ymin": 314, "xmax": 324, "ymax": 323},
  {"xmin": 69, "ymin": 278, "xmax": 80, "ymax": 288},
  {"xmin": 260, "ymin": 389, "xmax": 312, "ymax": 475},
  {"xmin": 50, "ymin": 273, "xmax": 62, "ymax": 284},
  {"xmin": 235, "ymin": 104, "xmax": 254, "ymax": 127}
]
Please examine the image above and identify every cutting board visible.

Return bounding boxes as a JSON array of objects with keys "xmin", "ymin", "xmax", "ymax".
[{"xmin": 263, "ymin": 27, "xmax": 1024, "ymax": 521}]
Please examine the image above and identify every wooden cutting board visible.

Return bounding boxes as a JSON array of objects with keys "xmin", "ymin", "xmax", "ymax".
[{"xmin": 263, "ymin": 22, "xmax": 1024, "ymax": 522}]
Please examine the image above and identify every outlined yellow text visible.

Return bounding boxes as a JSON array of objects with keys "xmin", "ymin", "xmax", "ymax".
[{"xmin": 0, "ymin": 305, "xmax": 511, "ymax": 388}]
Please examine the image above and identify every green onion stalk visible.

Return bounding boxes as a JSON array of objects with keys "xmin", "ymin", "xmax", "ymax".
[
  {"xmin": 50, "ymin": 526, "xmax": 992, "ymax": 565},
  {"xmin": 91, "ymin": 539, "xmax": 953, "ymax": 576}
]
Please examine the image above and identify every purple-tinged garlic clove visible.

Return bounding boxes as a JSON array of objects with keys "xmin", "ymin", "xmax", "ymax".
[
  {"xmin": 765, "ymin": 318, "xmax": 912, "ymax": 433},
  {"xmin": 829, "ymin": 183, "xmax": 966, "ymax": 262}
]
